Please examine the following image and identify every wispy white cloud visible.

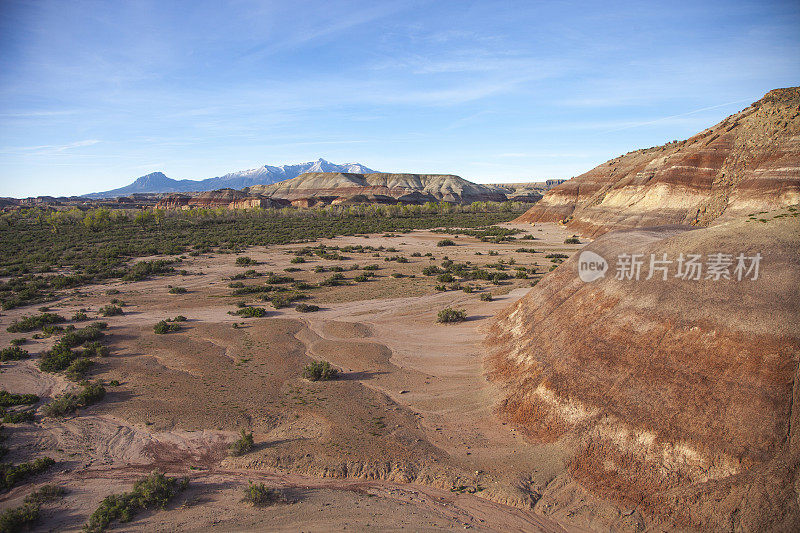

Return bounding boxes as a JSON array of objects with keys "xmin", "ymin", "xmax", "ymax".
[{"xmin": 1, "ymin": 139, "xmax": 101, "ymax": 155}]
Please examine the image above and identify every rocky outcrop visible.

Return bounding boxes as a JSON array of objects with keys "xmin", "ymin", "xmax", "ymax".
[
  {"xmin": 516, "ymin": 87, "xmax": 800, "ymax": 236},
  {"xmin": 155, "ymin": 189, "xmax": 289, "ymax": 210},
  {"xmin": 486, "ymin": 209, "xmax": 800, "ymax": 530},
  {"xmin": 246, "ymin": 172, "xmax": 508, "ymax": 205}
]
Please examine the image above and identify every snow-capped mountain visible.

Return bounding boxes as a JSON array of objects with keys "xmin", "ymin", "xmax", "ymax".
[{"xmin": 84, "ymin": 159, "xmax": 377, "ymax": 198}]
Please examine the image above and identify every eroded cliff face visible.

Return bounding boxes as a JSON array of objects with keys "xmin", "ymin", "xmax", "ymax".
[
  {"xmin": 516, "ymin": 87, "xmax": 800, "ymax": 237},
  {"xmin": 486, "ymin": 210, "xmax": 800, "ymax": 530}
]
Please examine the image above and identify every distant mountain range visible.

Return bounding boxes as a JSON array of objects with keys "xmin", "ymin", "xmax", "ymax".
[{"xmin": 84, "ymin": 159, "xmax": 376, "ymax": 198}]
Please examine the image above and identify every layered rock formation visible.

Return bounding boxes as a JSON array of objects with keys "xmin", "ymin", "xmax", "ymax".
[
  {"xmin": 155, "ymin": 189, "xmax": 289, "ymax": 210},
  {"xmin": 516, "ymin": 87, "xmax": 800, "ymax": 236},
  {"xmin": 246, "ymin": 172, "xmax": 508, "ymax": 204},
  {"xmin": 486, "ymin": 209, "xmax": 800, "ymax": 530}
]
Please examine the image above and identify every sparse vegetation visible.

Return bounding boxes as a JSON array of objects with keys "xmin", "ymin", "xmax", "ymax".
[
  {"xmin": 295, "ymin": 303, "xmax": 320, "ymax": 313},
  {"xmin": 0, "ymin": 346, "xmax": 29, "ymax": 362},
  {"xmin": 0, "ymin": 457, "xmax": 55, "ymax": 492},
  {"xmin": 0, "ymin": 502, "xmax": 40, "ymax": 532},
  {"xmin": 84, "ymin": 471, "xmax": 188, "ymax": 533},
  {"xmin": 99, "ymin": 304, "xmax": 123, "ymax": 317},
  {"xmin": 243, "ymin": 482, "xmax": 286, "ymax": 506},
  {"xmin": 302, "ymin": 360, "xmax": 339, "ymax": 381},
  {"xmin": 6, "ymin": 312, "xmax": 65, "ymax": 333},
  {"xmin": 233, "ymin": 306, "xmax": 268, "ymax": 318},
  {"xmin": 153, "ymin": 320, "xmax": 181, "ymax": 334},
  {"xmin": 229, "ymin": 429, "xmax": 254, "ymax": 456},
  {"xmin": 236, "ymin": 256, "xmax": 257, "ymax": 266},
  {"xmin": 437, "ymin": 307, "xmax": 467, "ymax": 323},
  {"xmin": 43, "ymin": 382, "xmax": 106, "ymax": 417},
  {"xmin": 437, "ymin": 239, "xmax": 456, "ymax": 247},
  {"xmin": 168, "ymin": 286, "xmax": 188, "ymax": 294},
  {"xmin": 565, "ymin": 236, "xmax": 581, "ymax": 244}
]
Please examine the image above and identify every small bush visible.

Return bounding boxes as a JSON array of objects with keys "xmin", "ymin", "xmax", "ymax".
[
  {"xmin": 302, "ymin": 360, "xmax": 338, "ymax": 381},
  {"xmin": 411, "ymin": 252, "xmax": 422, "ymax": 257},
  {"xmin": 353, "ymin": 274, "xmax": 370, "ymax": 283},
  {"xmin": 236, "ymin": 256, "xmax": 257, "ymax": 266},
  {"xmin": 65, "ymin": 358, "xmax": 94, "ymax": 381},
  {"xmin": 153, "ymin": 320, "xmax": 181, "ymax": 334},
  {"xmin": 172, "ymin": 315, "xmax": 187, "ymax": 322},
  {"xmin": 437, "ymin": 239, "xmax": 456, "ymax": 247},
  {"xmin": 72, "ymin": 310, "xmax": 89, "ymax": 321},
  {"xmin": 243, "ymin": 482, "xmax": 286, "ymax": 506},
  {"xmin": 0, "ymin": 390, "xmax": 38, "ymax": 407},
  {"xmin": 99, "ymin": 305, "xmax": 123, "ymax": 317},
  {"xmin": 362, "ymin": 264, "xmax": 379, "ymax": 271},
  {"xmin": 84, "ymin": 471, "xmax": 188, "ymax": 533},
  {"xmin": 235, "ymin": 306, "xmax": 267, "ymax": 318},
  {"xmin": 437, "ymin": 307, "xmax": 467, "ymax": 323},
  {"xmin": 0, "ymin": 346, "xmax": 29, "ymax": 362},
  {"xmin": 479, "ymin": 293, "xmax": 493, "ymax": 301},
  {"xmin": 565, "ymin": 236, "xmax": 581, "ymax": 244},
  {"xmin": 24, "ymin": 484, "xmax": 67, "ymax": 504},
  {"xmin": 43, "ymin": 382, "xmax": 105, "ymax": 417},
  {"xmin": 168, "ymin": 287, "xmax": 187, "ymax": 294},
  {"xmin": 10, "ymin": 338, "xmax": 26, "ymax": 346},
  {"xmin": 7, "ymin": 312, "xmax": 66, "ymax": 333},
  {"xmin": 2, "ymin": 410, "xmax": 35, "ymax": 423},
  {"xmin": 0, "ymin": 457, "xmax": 55, "ymax": 491},
  {"xmin": 0, "ymin": 502, "xmax": 40, "ymax": 531},
  {"xmin": 295, "ymin": 303, "xmax": 319, "ymax": 313},
  {"xmin": 290, "ymin": 256, "xmax": 306, "ymax": 264},
  {"xmin": 229, "ymin": 429, "xmax": 254, "ymax": 456}
]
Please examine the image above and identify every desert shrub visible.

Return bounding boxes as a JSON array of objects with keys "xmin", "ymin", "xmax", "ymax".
[
  {"xmin": 437, "ymin": 239, "xmax": 455, "ymax": 247},
  {"xmin": 121, "ymin": 259, "xmax": 175, "ymax": 282},
  {"xmin": 265, "ymin": 273, "xmax": 293, "ymax": 284},
  {"xmin": 479, "ymin": 293, "xmax": 493, "ymax": 301},
  {"xmin": 302, "ymin": 360, "xmax": 338, "ymax": 381},
  {"xmin": 99, "ymin": 305, "xmax": 123, "ymax": 317},
  {"xmin": 290, "ymin": 256, "xmax": 306, "ymax": 264},
  {"xmin": 319, "ymin": 274, "xmax": 346, "ymax": 287},
  {"xmin": 60, "ymin": 325, "xmax": 104, "ymax": 348},
  {"xmin": 2, "ymin": 409, "xmax": 35, "ymax": 423},
  {"xmin": 295, "ymin": 303, "xmax": 319, "ymax": 313},
  {"xmin": 488, "ymin": 250, "xmax": 499, "ymax": 256},
  {"xmin": 84, "ymin": 471, "xmax": 188, "ymax": 533},
  {"xmin": 168, "ymin": 287, "xmax": 187, "ymax": 294},
  {"xmin": 293, "ymin": 282, "xmax": 315, "ymax": 290},
  {"xmin": 243, "ymin": 482, "xmax": 286, "ymax": 506},
  {"xmin": 353, "ymin": 274, "xmax": 370, "ymax": 283},
  {"xmin": 43, "ymin": 382, "xmax": 105, "ymax": 417},
  {"xmin": 7, "ymin": 312, "xmax": 66, "ymax": 333},
  {"xmin": 235, "ymin": 306, "xmax": 267, "ymax": 318},
  {"xmin": 515, "ymin": 248, "xmax": 537, "ymax": 254},
  {"xmin": 284, "ymin": 267, "xmax": 301, "ymax": 272},
  {"xmin": 0, "ymin": 457, "xmax": 55, "ymax": 491},
  {"xmin": 313, "ymin": 265, "xmax": 326, "ymax": 273},
  {"xmin": 437, "ymin": 273, "xmax": 455, "ymax": 283},
  {"xmin": 565, "ymin": 236, "xmax": 581, "ymax": 244},
  {"xmin": 437, "ymin": 307, "xmax": 467, "ymax": 324},
  {"xmin": 172, "ymin": 315, "xmax": 187, "ymax": 322},
  {"xmin": 462, "ymin": 285, "xmax": 474, "ymax": 293},
  {"xmin": 72, "ymin": 310, "xmax": 89, "ymax": 321},
  {"xmin": 65, "ymin": 358, "xmax": 94, "ymax": 381},
  {"xmin": 362, "ymin": 264, "xmax": 379, "ymax": 271},
  {"xmin": 421, "ymin": 266, "xmax": 442, "ymax": 276},
  {"xmin": 109, "ymin": 380, "xmax": 121, "ymax": 386},
  {"xmin": 9, "ymin": 338, "xmax": 26, "ymax": 346},
  {"xmin": 106, "ymin": 289, "xmax": 120, "ymax": 295},
  {"xmin": 39, "ymin": 344, "xmax": 78, "ymax": 373},
  {"xmin": 329, "ymin": 266, "xmax": 344, "ymax": 272},
  {"xmin": 391, "ymin": 273, "xmax": 404, "ymax": 278},
  {"xmin": 153, "ymin": 320, "xmax": 180, "ymax": 334},
  {"xmin": 229, "ymin": 429, "xmax": 254, "ymax": 456},
  {"xmin": 40, "ymin": 324, "xmax": 64, "ymax": 336},
  {"xmin": 0, "ymin": 391, "xmax": 38, "ymax": 407},
  {"xmin": 0, "ymin": 502, "xmax": 40, "ymax": 531},
  {"xmin": 411, "ymin": 252, "xmax": 422, "ymax": 257},
  {"xmin": 24, "ymin": 484, "xmax": 67, "ymax": 504},
  {"xmin": 236, "ymin": 256, "xmax": 257, "ymax": 266},
  {"xmin": 0, "ymin": 346, "xmax": 29, "ymax": 362}
]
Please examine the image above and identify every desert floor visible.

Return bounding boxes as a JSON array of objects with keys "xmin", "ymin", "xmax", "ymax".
[{"xmin": 1, "ymin": 222, "xmax": 600, "ymax": 532}]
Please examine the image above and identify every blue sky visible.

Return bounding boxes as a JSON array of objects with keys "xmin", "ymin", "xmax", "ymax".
[{"xmin": 1, "ymin": 0, "xmax": 798, "ymax": 197}]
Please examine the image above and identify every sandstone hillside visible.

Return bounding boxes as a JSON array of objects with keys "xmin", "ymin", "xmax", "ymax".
[
  {"xmin": 486, "ymin": 207, "xmax": 800, "ymax": 530},
  {"xmin": 515, "ymin": 87, "xmax": 800, "ymax": 236}
]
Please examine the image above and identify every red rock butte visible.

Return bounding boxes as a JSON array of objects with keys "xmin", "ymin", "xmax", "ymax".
[{"xmin": 516, "ymin": 87, "xmax": 800, "ymax": 237}]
